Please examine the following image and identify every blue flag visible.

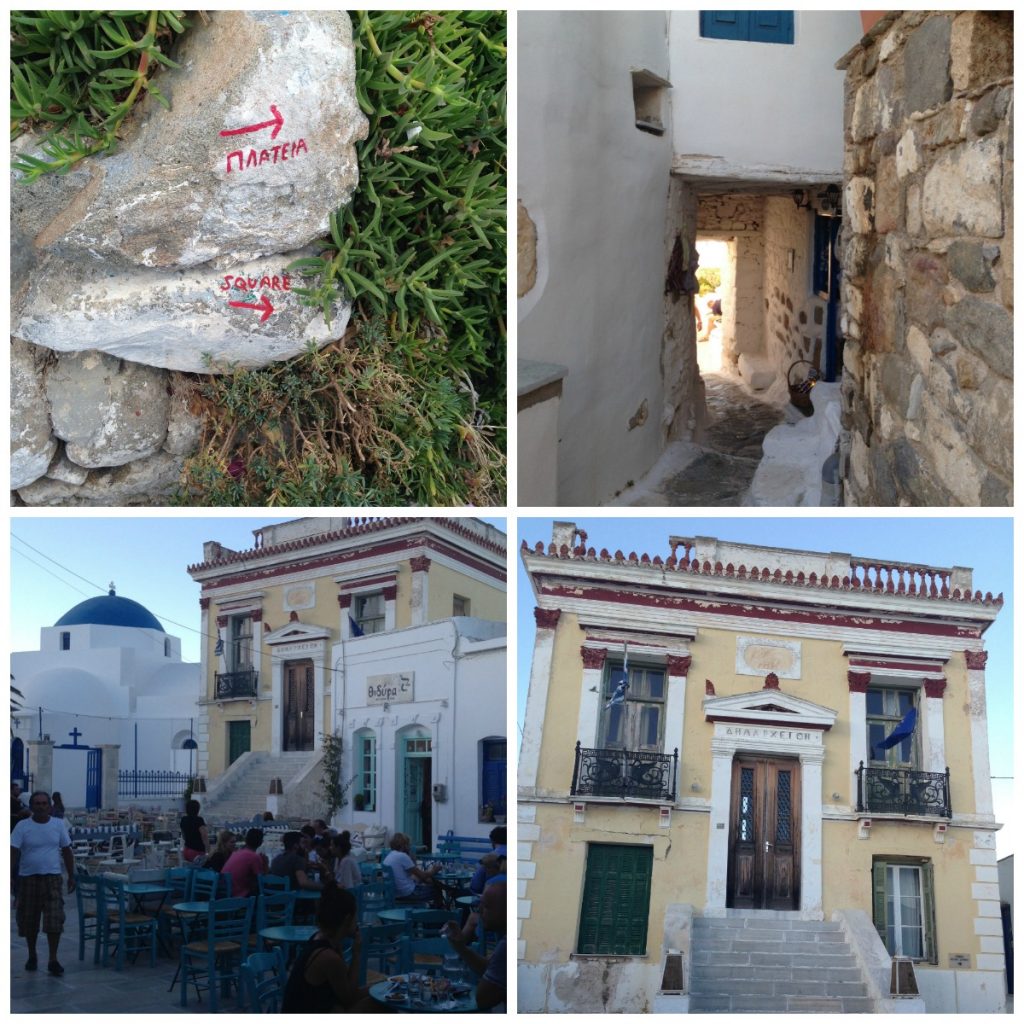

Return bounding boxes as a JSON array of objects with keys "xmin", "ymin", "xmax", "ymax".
[
  {"xmin": 605, "ymin": 642, "xmax": 630, "ymax": 709},
  {"xmin": 349, "ymin": 616, "xmax": 365, "ymax": 637},
  {"xmin": 214, "ymin": 634, "xmax": 224, "ymax": 656},
  {"xmin": 876, "ymin": 706, "xmax": 917, "ymax": 751}
]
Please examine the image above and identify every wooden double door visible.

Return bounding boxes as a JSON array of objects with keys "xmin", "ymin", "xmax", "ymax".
[
  {"xmin": 728, "ymin": 756, "xmax": 800, "ymax": 910},
  {"xmin": 283, "ymin": 660, "xmax": 315, "ymax": 752}
]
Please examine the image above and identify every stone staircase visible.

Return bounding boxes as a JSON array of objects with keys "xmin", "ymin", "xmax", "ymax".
[
  {"xmin": 689, "ymin": 911, "xmax": 874, "ymax": 1013},
  {"xmin": 199, "ymin": 751, "xmax": 316, "ymax": 823}
]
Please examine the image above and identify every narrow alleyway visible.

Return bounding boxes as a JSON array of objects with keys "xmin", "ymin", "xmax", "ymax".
[{"xmin": 608, "ymin": 373, "xmax": 840, "ymax": 507}]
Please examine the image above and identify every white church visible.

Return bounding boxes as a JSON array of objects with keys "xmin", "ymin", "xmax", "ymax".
[{"xmin": 11, "ymin": 586, "xmax": 202, "ymax": 810}]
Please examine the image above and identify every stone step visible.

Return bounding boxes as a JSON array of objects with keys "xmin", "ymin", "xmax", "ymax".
[
  {"xmin": 689, "ymin": 977, "xmax": 868, "ymax": 998},
  {"xmin": 689, "ymin": 995, "xmax": 872, "ymax": 1014}
]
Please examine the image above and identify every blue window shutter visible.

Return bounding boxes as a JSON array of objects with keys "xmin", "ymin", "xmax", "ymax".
[
  {"xmin": 700, "ymin": 11, "xmax": 793, "ymax": 44},
  {"xmin": 750, "ymin": 11, "xmax": 794, "ymax": 44},
  {"xmin": 700, "ymin": 11, "xmax": 749, "ymax": 41}
]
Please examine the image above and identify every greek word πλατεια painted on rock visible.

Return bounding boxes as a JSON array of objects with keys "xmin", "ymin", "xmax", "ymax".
[{"xmin": 225, "ymin": 138, "xmax": 309, "ymax": 173}]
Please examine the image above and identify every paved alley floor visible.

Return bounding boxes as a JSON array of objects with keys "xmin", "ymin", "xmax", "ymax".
[{"xmin": 610, "ymin": 374, "xmax": 785, "ymax": 506}]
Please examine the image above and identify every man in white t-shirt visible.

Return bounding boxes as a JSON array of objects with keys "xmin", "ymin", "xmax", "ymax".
[
  {"xmin": 382, "ymin": 832, "xmax": 441, "ymax": 903},
  {"xmin": 10, "ymin": 791, "xmax": 75, "ymax": 975}
]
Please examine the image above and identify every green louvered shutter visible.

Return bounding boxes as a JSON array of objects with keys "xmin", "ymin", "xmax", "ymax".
[
  {"xmin": 872, "ymin": 860, "xmax": 889, "ymax": 949},
  {"xmin": 577, "ymin": 844, "xmax": 653, "ymax": 956},
  {"xmin": 921, "ymin": 861, "xmax": 938, "ymax": 964}
]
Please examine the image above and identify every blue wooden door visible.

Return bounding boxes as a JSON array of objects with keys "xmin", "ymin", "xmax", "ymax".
[
  {"xmin": 86, "ymin": 749, "xmax": 102, "ymax": 810},
  {"xmin": 700, "ymin": 12, "xmax": 793, "ymax": 44},
  {"xmin": 481, "ymin": 740, "xmax": 506, "ymax": 817}
]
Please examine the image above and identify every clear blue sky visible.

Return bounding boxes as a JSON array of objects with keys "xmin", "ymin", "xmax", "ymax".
[
  {"xmin": 10, "ymin": 516, "xmax": 506, "ymax": 665},
  {"xmin": 515, "ymin": 516, "xmax": 1015, "ymax": 858}
]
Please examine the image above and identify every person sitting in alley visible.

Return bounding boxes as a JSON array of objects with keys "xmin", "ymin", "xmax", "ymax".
[
  {"xmin": 270, "ymin": 831, "xmax": 323, "ymax": 892},
  {"xmin": 383, "ymin": 832, "xmax": 442, "ymax": 904},
  {"xmin": 222, "ymin": 828, "xmax": 268, "ymax": 898},
  {"xmin": 281, "ymin": 881, "xmax": 376, "ymax": 1012},
  {"xmin": 443, "ymin": 880, "xmax": 507, "ymax": 1011},
  {"xmin": 11, "ymin": 791, "xmax": 76, "ymax": 975},
  {"xmin": 11, "ymin": 782, "xmax": 31, "ymax": 832}
]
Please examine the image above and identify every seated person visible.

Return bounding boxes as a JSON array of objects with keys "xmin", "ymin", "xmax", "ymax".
[
  {"xmin": 269, "ymin": 831, "xmax": 323, "ymax": 892},
  {"xmin": 204, "ymin": 830, "xmax": 236, "ymax": 873},
  {"xmin": 222, "ymin": 828, "xmax": 268, "ymax": 898},
  {"xmin": 331, "ymin": 832, "xmax": 362, "ymax": 890},
  {"xmin": 457, "ymin": 860, "xmax": 504, "ymax": 944},
  {"xmin": 470, "ymin": 826, "xmax": 506, "ymax": 895},
  {"xmin": 281, "ymin": 882, "xmax": 374, "ymax": 1012},
  {"xmin": 383, "ymin": 832, "xmax": 441, "ymax": 903},
  {"xmin": 443, "ymin": 881, "xmax": 506, "ymax": 1011}
]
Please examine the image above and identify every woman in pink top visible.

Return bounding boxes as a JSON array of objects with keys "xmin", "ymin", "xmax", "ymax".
[{"xmin": 222, "ymin": 828, "xmax": 269, "ymax": 898}]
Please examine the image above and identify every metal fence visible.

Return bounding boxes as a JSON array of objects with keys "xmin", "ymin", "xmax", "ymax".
[{"xmin": 118, "ymin": 770, "xmax": 192, "ymax": 799}]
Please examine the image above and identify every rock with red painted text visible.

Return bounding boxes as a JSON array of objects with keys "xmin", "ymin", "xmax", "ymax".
[
  {"xmin": 14, "ymin": 250, "xmax": 346, "ymax": 373},
  {"xmin": 17, "ymin": 11, "xmax": 367, "ymax": 270}
]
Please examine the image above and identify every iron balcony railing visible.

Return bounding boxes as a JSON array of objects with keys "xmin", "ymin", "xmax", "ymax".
[
  {"xmin": 571, "ymin": 741, "xmax": 678, "ymax": 802},
  {"xmin": 856, "ymin": 761, "xmax": 951, "ymax": 818},
  {"xmin": 215, "ymin": 668, "xmax": 258, "ymax": 699}
]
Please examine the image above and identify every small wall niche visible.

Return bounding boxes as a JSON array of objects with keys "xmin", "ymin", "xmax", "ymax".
[{"xmin": 631, "ymin": 68, "xmax": 671, "ymax": 135}]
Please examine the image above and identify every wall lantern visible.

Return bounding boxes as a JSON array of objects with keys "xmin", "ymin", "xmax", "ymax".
[{"xmin": 817, "ymin": 183, "xmax": 841, "ymax": 213}]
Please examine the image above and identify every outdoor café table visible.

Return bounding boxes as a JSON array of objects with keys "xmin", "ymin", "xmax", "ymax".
[
  {"xmin": 454, "ymin": 895, "xmax": 479, "ymax": 909},
  {"xmin": 258, "ymin": 924, "xmax": 317, "ymax": 966},
  {"xmin": 125, "ymin": 883, "xmax": 175, "ymax": 956},
  {"xmin": 369, "ymin": 974, "xmax": 478, "ymax": 1013},
  {"xmin": 376, "ymin": 907, "xmax": 417, "ymax": 925}
]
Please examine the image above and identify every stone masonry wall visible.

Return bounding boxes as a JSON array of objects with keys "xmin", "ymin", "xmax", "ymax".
[
  {"xmin": 838, "ymin": 11, "xmax": 1013, "ymax": 506},
  {"xmin": 698, "ymin": 194, "xmax": 764, "ymax": 369},
  {"xmin": 762, "ymin": 196, "xmax": 829, "ymax": 387}
]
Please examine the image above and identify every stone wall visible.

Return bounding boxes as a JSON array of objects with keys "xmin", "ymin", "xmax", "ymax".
[
  {"xmin": 697, "ymin": 194, "xmax": 764, "ymax": 370},
  {"xmin": 762, "ymin": 197, "xmax": 829, "ymax": 385},
  {"xmin": 837, "ymin": 11, "xmax": 1013, "ymax": 506}
]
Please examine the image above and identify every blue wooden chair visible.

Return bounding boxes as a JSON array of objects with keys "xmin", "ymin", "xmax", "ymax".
[
  {"xmin": 353, "ymin": 878, "xmax": 395, "ymax": 924},
  {"xmin": 158, "ymin": 866, "xmax": 194, "ymax": 950},
  {"xmin": 98, "ymin": 876, "xmax": 158, "ymax": 970},
  {"xmin": 190, "ymin": 868, "xmax": 220, "ymax": 903},
  {"xmin": 254, "ymin": 890, "xmax": 296, "ymax": 952},
  {"xmin": 258, "ymin": 873, "xmax": 292, "ymax": 895},
  {"xmin": 240, "ymin": 946, "xmax": 287, "ymax": 1012},
  {"xmin": 73, "ymin": 871, "xmax": 102, "ymax": 964},
  {"xmin": 360, "ymin": 922, "xmax": 406, "ymax": 985},
  {"xmin": 402, "ymin": 935, "xmax": 451, "ymax": 972},
  {"xmin": 179, "ymin": 896, "xmax": 254, "ymax": 1011},
  {"xmin": 404, "ymin": 908, "xmax": 458, "ymax": 939}
]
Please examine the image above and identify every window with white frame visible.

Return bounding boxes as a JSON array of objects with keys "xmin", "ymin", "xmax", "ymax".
[
  {"xmin": 354, "ymin": 593, "xmax": 386, "ymax": 635},
  {"xmin": 356, "ymin": 731, "xmax": 376, "ymax": 812},
  {"xmin": 229, "ymin": 615, "xmax": 254, "ymax": 673},
  {"xmin": 599, "ymin": 662, "xmax": 666, "ymax": 752},
  {"xmin": 453, "ymin": 594, "xmax": 470, "ymax": 617},
  {"xmin": 872, "ymin": 858, "xmax": 937, "ymax": 962},
  {"xmin": 866, "ymin": 686, "xmax": 919, "ymax": 768},
  {"xmin": 60, "ymin": 631, "xmax": 71, "ymax": 651}
]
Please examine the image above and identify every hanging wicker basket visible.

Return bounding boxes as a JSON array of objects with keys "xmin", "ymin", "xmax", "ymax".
[{"xmin": 787, "ymin": 359, "xmax": 817, "ymax": 416}]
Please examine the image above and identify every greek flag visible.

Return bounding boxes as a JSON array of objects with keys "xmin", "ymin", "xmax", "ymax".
[
  {"xmin": 214, "ymin": 634, "xmax": 224, "ymax": 656},
  {"xmin": 349, "ymin": 616, "xmax": 365, "ymax": 637},
  {"xmin": 605, "ymin": 642, "xmax": 630, "ymax": 709},
  {"xmin": 876, "ymin": 706, "xmax": 917, "ymax": 752}
]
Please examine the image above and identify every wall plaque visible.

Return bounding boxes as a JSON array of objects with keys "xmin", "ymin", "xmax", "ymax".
[
  {"xmin": 736, "ymin": 636, "xmax": 802, "ymax": 679},
  {"xmin": 367, "ymin": 673, "xmax": 414, "ymax": 705}
]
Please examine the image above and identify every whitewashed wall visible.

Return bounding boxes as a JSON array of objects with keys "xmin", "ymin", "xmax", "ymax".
[
  {"xmin": 670, "ymin": 11, "xmax": 861, "ymax": 174},
  {"xmin": 519, "ymin": 12, "xmax": 674, "ymax": 504}
]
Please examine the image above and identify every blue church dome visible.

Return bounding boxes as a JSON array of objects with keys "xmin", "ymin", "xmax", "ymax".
[{"xmin": 55, "ymin": 587, "xmax": 165, "ymax": 633}]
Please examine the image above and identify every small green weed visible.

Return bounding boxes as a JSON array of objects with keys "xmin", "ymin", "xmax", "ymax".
[{"xmin": 11, "ymin": 10, "xmax": 187, "ymax": 179}]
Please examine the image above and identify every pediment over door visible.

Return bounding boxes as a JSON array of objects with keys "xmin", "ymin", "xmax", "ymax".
[
  {"xmin": 264, "ymin": 622, "xmax": 331, "ymax": 647},
  {"xmin": 704, "ymin": 688, "xmax": 838, "ymax": 731}
]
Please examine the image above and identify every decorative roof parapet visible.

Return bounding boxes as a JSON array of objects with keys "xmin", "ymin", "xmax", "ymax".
[
  {"xmin": 189, "ymin": 516, "xmax": 505, "ymax": 572},
  {"xmin": 520, "ymin": 538, "xmax": 1001, "ymax": 609}
]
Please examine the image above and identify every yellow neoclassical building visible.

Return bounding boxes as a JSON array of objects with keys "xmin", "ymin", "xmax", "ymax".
[
  {"xmin": 186, "ymin": 517, "xmax": 507, "ymax": 839},
  {"xmin": 518, "ymin": 522, "xmax": 1006, "ymax": 1013}
]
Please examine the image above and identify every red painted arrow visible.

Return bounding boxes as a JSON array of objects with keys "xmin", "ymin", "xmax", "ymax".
[
  {"xmin": 228, "ymin": 294, "xmax": 275, "ymax": 322},
  {"xmin": 219, "ymin": 104, "xmax": 284, "ymax": 140}
]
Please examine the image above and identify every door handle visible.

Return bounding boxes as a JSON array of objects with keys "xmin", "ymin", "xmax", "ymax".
[{"xmin": 764, "ymin": 840, "xmax": 773, "ymax": 852}]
